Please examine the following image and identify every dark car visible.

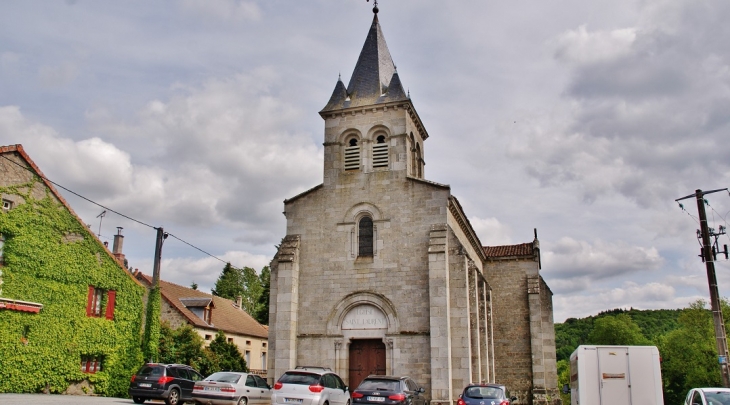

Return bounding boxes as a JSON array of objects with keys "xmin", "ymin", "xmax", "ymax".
[
  {"xmin": 457, "ymin": 384, "xmax": 516, "ymax": 405},
  {"xmin": 129, "ymin": 363, "xmax": 204, "ymax": 405},
  {"xmin": 351, "ymin": 375, "xmax": 427, "ymax": 405}
]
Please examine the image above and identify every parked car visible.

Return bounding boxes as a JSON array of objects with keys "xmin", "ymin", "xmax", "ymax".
[
  {"xmin": 351, "ymin": 375, "xmax": 426, "ymax": 405},
  {"xmin": 271, "ymin": 366, "xmax": 350, "ymax": 405},
  {"xmin": 129, "ymin": 363, "xmax": 204, "ymax": 405},
  {"xmin": 457, "ymin": 383, "xmax": 516, "ymax": 405},
  {"xmin": 685, "ymin": 388, "xmax": 730, "ymax": 405},
  {"xmin": 192, "ymin": 371, "xmax": 272, "ymax": 405}
]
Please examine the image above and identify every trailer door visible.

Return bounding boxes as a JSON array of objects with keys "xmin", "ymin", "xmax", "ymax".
[{"xmin": 597, "ymin": 347, "xmax": 631, "ymax": 404}]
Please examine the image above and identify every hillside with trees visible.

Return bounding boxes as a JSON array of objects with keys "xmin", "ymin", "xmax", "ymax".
[{"xmin": 555, "ymin": 300, "xmax": 730, "ymax": 404}]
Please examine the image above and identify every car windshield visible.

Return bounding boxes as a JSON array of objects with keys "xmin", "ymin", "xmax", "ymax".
[
  {"xmin": 206, "ymin": 372, "xmax": 242, "ymax": 383},
  {"xmin": 137, "ymin": 365, "xmax": 165, "ymax": 377},
  {"xmin": 465, "ymin": 386, "xmax": 503, "ymax": 399},
  {"xmin": 705, "ymin": 391, "xmax": 730, "ymax": 405},
  {"xmin": 279, "ymin": 372, "xmax": 320, "ymax": 385},
  {"xmin": 358, "ymin": 380, "xmax": 399, "ymax": 391}
]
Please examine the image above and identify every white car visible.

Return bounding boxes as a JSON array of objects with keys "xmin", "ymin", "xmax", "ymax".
[
  {"xmin": 685, "ymin": 388, "xmax": 730, "ymax": 405},
  {"xmin": 272, "ymin": 367, "xmax": 350, "ymax": 405},
  {"xmin": 192, "ymin": 372, "xmax": 271, "ymax": 405}
]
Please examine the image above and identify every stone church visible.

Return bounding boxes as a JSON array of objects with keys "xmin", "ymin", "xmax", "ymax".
[{"xmin": 268, "ymin": 7, "xmax": 560, "ymax": 405}]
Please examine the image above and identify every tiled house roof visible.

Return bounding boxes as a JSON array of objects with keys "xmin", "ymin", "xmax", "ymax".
[
  {"xmin": 483, "ymin": 243, "xmax": 535, "ymax": 258},
  {"xmin": 135, "ymin": 272, "xmax": 268, "ymax": 339}
]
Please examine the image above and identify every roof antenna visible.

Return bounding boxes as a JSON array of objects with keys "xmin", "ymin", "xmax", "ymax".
[
  {"xmin": 96, "ymin": 210, "xmax": 107, "ymax": 238},
  {"xmin": 366, "ymin": 0, "xmax": 379, "ymax": 14}
]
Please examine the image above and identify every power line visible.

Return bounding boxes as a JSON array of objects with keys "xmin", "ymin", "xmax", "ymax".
[{"xmin": 1, "ymin": 153, "xmax": 237, "ymax": 269}]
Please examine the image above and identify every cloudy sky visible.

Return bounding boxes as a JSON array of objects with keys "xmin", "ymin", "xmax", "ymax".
[{"xmin": 2, "ymin": 0, "xmax": 729, "ymax": 322}]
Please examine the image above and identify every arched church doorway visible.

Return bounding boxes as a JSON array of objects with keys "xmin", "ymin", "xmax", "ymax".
[{"xmin": 349, "ymin": 339, "xmax": 386, "ymax": 389}]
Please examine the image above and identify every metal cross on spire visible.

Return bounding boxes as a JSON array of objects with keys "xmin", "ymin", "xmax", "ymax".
[{"xmin": 366, "ymin": 0, "xmax": 379, "ymax": 14}]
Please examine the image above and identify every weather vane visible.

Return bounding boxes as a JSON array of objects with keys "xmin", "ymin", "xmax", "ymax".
[{"xmin": 366, "ymin": 0, "xmax": 379, "ymax": 13}]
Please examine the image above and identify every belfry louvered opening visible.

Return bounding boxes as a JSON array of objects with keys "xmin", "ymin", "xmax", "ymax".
[
  {"xmin": 372, "ymin": 135, "xmax": 388, "ymax": 168},
  {"xmin": 345, "ymin": 138, "xmax": 360, "ymax": 171}
]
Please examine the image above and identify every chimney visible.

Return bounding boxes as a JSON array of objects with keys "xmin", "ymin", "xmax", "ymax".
[
  {"xmin": 236, "ymin": 295, "xmax": 242, "ymax": 309},
  {"xmin": 112, "ymin": 227, "xmax": 126, "ymax": 265}
]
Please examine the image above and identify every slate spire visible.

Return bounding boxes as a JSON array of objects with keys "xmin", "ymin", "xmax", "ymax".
[{"xmin": 321, "ymin": 12, "xmax": 409, "ymax": 113}]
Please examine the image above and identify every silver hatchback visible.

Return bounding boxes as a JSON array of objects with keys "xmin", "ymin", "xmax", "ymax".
[{"xmin": 272, "ymin": 367, "xmax": 350, "ymax": 405}]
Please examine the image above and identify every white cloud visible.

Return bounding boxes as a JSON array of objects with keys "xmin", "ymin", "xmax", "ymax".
[
  {"xmin": 543, "ymin": 237, "xmax": 664, "ymax": 283},
  {"xmin": 471, "ymin": 216, "xmax": 513, "ymax": 246},
  {"xmin": 554, "ymin": 25, "xmax": 637, "ymax": 65}
]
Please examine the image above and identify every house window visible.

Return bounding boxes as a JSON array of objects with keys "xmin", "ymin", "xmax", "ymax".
[
  {"xmin": 86, "ymin": 286, "xmax": 116, "ymax": 320},
  {"xmin": 227, "ymin": 337, "xmax": 233, "ymax": 343},
  {"xmin": 344, "ymin": 138, "xmax": 360, "ymax": 171},
  {"xmin": 1, "ymin": 199, "xmax": 12, "ymax": 212},
  {"xmin": 415, "ymin": 143, "xmax": 423, "ymax": 178},
  {"xmin": 81, "ymin": 355, "xmax": 102, "ymax": 374},
  {"xmin": 246, "ymin": 340, "xmax": 251, "ymax": 346},
  {"xmin": 262, "ymin": 342, "xmax": 267, "ymax": 348},
  {"xmin": 261, "ymin": 352, "xmax": 267, "ymax": 368},
  {"xmin": 245, "ymin": 350, "xmax": 251, "ymax": 365},
  {"xmin": 358, "ymin": 216, "xmax": 374, "ymax": 257},
  {"xmin": 205, "ymin": 334, "xmax": 212, "ymax": 340},
  {"xmin": 372, "ymin": 135, "xmax": 388, "ymax": 168}
]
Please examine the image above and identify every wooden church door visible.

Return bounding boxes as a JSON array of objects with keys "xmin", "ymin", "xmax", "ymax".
[{"xmin": 348, "ymin": 339, "xmax": 386, "ymax": 389}]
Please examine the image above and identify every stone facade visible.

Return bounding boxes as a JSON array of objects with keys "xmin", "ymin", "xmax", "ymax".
[{"xmin": 268, "ymin": 12, "xmax": 560, "ymax": 405}]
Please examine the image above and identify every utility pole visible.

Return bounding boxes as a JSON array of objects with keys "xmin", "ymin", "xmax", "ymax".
[
  {"xmin": 677, "ymin": 188, "xmax": 730, "ymax": 387},
  {"xmin": 152, "ymin": 227, "xmax": 167, "ymax": 287}
]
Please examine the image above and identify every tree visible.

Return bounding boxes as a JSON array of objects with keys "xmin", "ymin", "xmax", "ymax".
[
  {"xmin": 586, "ymin": 313, "xmax": 651, "ymax": 346},
  {"xmin": 659, "ymin": 300, "xmax": 726, "ymax": 404},
  {"xmin": 212, "ymin": 263, "xmax": 245, "ymax": 300},
  {"xmin": 208, "ymin": 331, "xmax": 248, "ymax": 372},
  {"xmin": 190, "ymin": 281, "xmax": 198, "ymax": 290},
  {"xmin": 254, "ymin": 266, "xmax": 270, "ymax": 325},
  {"xmin": 240, "ymin": 266, "xmax": 263, "ymax": 315},
  {"xmin": 157, "ymin": 323, "xmax": 217, "ymax": 376}
]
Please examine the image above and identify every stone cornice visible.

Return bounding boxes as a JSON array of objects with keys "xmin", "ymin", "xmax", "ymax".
[
  {"xmin": 320, "ymin": 100, "xmax": 429, "ymax": 141},
  {"xmin": 448, "ymin": 196, "xmax": 488, "ymax": 263}
]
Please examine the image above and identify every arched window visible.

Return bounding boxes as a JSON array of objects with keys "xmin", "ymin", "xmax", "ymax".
[
  {"xmin": 415, "ymin": 143, "xmax": 423, "ymax": 178},
  {"xmin": 358, "ymin": 216, "xmax": 374, "ymax": 257},
  {"xmin": 344, "ymin": 138, "xmax": 360, "ymax": 171},
  {"xmin": 410, "ymin": 133, "xmax": 417, "ymax": 175},
  {"xmin": 372, "ymin": 135, "xmax": 388, "ymax": 169}
]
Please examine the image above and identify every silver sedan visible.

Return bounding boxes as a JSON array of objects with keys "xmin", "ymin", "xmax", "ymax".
[{"xmin": 193, "ymin": 372, "xmax": 272, "ymax": 405}]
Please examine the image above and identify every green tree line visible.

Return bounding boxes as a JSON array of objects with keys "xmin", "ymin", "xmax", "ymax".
[
  {"xmin": 555, "ymin": 300, "xmax": 730, "ymax": 404},
  {"xmin": 211, "ymin": 263, "xmax": 270, "ymax": 325}
]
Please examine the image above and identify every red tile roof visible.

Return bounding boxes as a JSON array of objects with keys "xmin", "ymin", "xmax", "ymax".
[
  {"xmin": 483, "ymin": 242, "xmax": 534, "ymax": 258},
  {"xmin": 135, "ymin": 272, "xmax": 268, "ymax": 339}
]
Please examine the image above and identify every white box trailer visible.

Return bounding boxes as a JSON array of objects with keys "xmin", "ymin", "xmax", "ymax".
[{"xmin": 568, "ymin": 345, "xmax": 664, "ymax": 405}]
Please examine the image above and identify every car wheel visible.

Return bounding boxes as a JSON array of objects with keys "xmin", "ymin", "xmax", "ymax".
[
  {"xmin": 133, "ymin": 397, "xmax": 145, "ymax": 404},
  {"xmin": 237, "ymin": 397, "xmax": 248, "ymax": 405},
  {"xmin": 165, "ymin": 388, "xmax": 180, "ymax": 405}
]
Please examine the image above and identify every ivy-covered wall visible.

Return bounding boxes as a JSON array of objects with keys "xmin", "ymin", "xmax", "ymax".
[{"xmin": 0, "ymin": 175, "xmax": 145, "ymax": 397}]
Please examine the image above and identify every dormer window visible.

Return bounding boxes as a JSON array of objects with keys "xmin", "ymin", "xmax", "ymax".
[
  {"xmin": 372, "ymin": 135, "xmax": 388, "ymax": 169},
  {"xmin": 180, "ymin": 297, "xmax": 214, "ymax": 325},
  {"xmin": 344, "ymin": 138, "xmax": 360, "ymax": 171}
]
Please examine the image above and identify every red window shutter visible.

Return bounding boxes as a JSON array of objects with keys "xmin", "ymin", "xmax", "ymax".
[
  {"xmin": 86, "ymin": 286, "xmax": 94, "ymax": 317},
  {"xmin": 105, "ymin": 290, "xmax": 116, "ymax": 320}
]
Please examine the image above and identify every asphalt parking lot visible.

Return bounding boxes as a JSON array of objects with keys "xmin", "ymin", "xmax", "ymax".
[{"xmin": 0, "ymin": 394, "xmax": 173, "ymax": 405}]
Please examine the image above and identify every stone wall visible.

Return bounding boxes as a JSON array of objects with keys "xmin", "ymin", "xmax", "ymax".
[{"xmin": 484, "ymin": 259, "xmax": 534, "ymax": 404}]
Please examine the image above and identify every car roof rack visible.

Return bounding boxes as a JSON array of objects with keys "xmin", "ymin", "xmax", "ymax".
[{"xmin": 295, "ymin": 366, "xmax": 333, "ymax": 371}]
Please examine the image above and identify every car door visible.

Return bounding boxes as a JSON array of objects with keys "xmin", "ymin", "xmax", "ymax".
[
  {"xmin": 245, "ymin": 374, "xmax": 262, "ymax": 404},
  {"xmin": 174, "ymin": 367, "xmax": 194, "ymax": 400},
  {"xmin": 327, "ymin": 374, "xmax": 349, "ymax": 405},
  {"xmin": 406, "ymin": 379, "xmax": 425, "ymax": 405},
  {"xmin": 691, "ymin": 390, "xmax": 704, "ymax": 405},
  {"xmin": 254, "ymin": 374, "xmax": 272, "ymax": 404}
]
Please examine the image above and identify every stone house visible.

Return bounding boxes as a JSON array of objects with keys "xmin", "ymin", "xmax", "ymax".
[
  {"xmin": 268, "ymin": 9, "xmax": 560, "ymax": 405},
  {"xmin": 134, "ymin": 271, "xmax": 269, "ymax": 374},
  {"xmin": 0, "ymin": 144, "xmax": 145, "ymax": 397}
]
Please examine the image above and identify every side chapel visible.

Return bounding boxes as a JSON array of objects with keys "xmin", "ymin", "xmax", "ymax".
[{"xmin": 268, "ymin": 6, "xmax": 560, "ymax": 405}]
